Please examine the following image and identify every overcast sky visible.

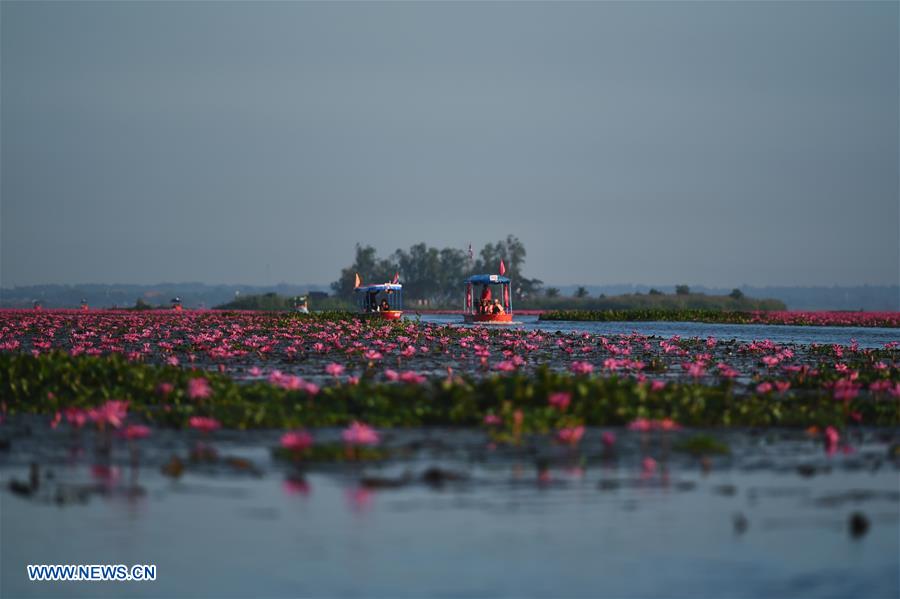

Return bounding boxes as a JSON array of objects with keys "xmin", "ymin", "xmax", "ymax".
[{"xmin": 2, "ymin": 1, "xmax": 897, "ymax": 288}]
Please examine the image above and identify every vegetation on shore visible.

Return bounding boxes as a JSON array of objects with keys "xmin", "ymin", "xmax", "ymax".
[
  {"xmin": 214, "ymin": 293, "xmax": 351, "ymax": 311},
  {"xmin": 540, "ymin": 309, "xmax": 900, "ymax": 328},
  {"xmin": 522, "ymin": 291, "xmax": 785, "ymax": 312}
]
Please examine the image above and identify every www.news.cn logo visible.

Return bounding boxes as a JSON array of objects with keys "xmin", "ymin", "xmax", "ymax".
[{"xmin": 27, "ymin": 564, "xmax": 156, "ymax": 582}]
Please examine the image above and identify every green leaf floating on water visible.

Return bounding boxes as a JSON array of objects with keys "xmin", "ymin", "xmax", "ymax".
[{"xmin": 674, "ymin": 434, "xmax": 731, "ymax": 456}]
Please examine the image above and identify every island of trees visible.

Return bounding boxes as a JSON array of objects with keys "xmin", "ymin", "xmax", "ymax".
[{"xmin": 328, "ymin": 235, "xmax": 784, "ymax": 311}]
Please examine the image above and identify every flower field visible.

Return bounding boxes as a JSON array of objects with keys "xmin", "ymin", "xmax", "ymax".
[{"xmin": 1, "ymin": 310, "xmax": 898, "ymax": 436}]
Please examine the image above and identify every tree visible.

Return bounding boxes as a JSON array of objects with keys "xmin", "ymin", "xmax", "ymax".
[
  {"xmin": 675, "ymin": 285, "xmax": 690, "ymax": 296},
  {"xmin": 392, "ymin": 243, "xmax": 441, "ymax": 301},
  {"xmin": 648, "ymin": 288, "xmax": 663, "ymax": 296},
  {"xmin": 332, "ymin": 236, "xmax": 542, "ymax": 305},
  {"xmin": 331, "ymin": 244, "xmax": 398, "ymax": 300},
  {"xmin": 729, "ymin": 288, "xmax": 745, "ymax": 300},
  {"xmin": 545, "ymin": 287, "xmax": 560, "ymax": 298},
  {"xmin": 472, "ymin": 235, "xmax": 542, "ymax": 299},
  {"xmin": 574, "ymin": 286, "xmax": 589, "ymax": 299}
]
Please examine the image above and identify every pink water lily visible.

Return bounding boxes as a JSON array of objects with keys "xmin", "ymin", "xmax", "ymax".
[
  {"xmin": 756, "ymin": 382, "xmax": 773, "ymax": 394},
  {"xmin": 548, "ymin": 392, "xmax": 571, "ymax": 411},
  {"xmin": 189, "ymin": 416, "xmax": 221, "ymax": 433},
  {"xmin": 280, "ymin": 430, "xmax": 313, "ymax": 452},
  {"xmin": 556, "ymin": 425, "xmax": 585, "ymax": 446},
  {"xmin": 342, "ymin": 421, "xmax": 379, "ymax": 446},
  {"xmin": 569, "ymin": 361, "xmax": 593, "ymax": 375},
  {"xmin": 325, "ymin": 362, "xmax": 345, "ymax": 377},
  {"xmin": 64, "ymin": 407, "xmax": 88, "ymax": 428},
  {"xmin": 122, "ymin": 424, "xmax": 151, "ymax": 440},
  {"xmin": 188, "ymin": 377, "xmax": 212, "ymax": 400},
  {"xmin": 483, "ymin": 414, "xmax": 502, "ymax": 426},
  {"xmin": 399, "ymin": 370, "xmax": 426, "ymax": 384},
  {"xmin": 824, "ymin": 426, "xmax": 840, "ymax": 454},
  {"xmin": 628, "ymin": 418, "xmax": 653, "ymax": 432},
  {"xmin": 88, "ymin": 400, "xmax": 129, "ymax": 429}
]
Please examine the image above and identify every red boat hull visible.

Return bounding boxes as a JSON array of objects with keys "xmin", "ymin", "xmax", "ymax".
[
  {"xmin": 360, "ymin": 310, "xmax": 403, "ymax": 321},
  {"xmin": 464, "ymin": 313, "xmax": 513, "ymax": 324}
]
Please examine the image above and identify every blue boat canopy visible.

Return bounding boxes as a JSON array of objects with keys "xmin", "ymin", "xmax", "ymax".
[
  {"xmin": 355, "ymin": 283, "xmax": 402, "ymax": 293},
  {"xmin": 465, "ymin": 274, "xmax": 510, "ymax": 285}
]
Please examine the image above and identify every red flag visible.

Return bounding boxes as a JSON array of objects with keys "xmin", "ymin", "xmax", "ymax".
[
  {"xmin": 392, "ymin": 272, "xmax": 400, "ymax": 284},
  {"xmin": 499, "ymin": 259, "xmax": 506, "ymax": 276}
]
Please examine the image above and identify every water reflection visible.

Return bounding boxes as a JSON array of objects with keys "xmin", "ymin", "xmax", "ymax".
[{"xmin": 2, "ymin": 425, "xmax": 899, "ymax": 598}]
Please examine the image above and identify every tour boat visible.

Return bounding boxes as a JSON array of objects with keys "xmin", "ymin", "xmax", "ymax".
[
  {"xmin": 293, "ymin": 296, "xmax": 310, "ymax": 314},
  {"xmin": 355, "ymin": 283, "xmax": 403, "ymax": 320},
  {"xmin": 463, "ymin": 274, "xmax": 513, "ymax": 324}
]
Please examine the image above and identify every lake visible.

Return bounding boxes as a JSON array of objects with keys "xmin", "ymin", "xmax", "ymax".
[
  {"xmin": 1, "ymin": 316, "xmax": 899, "ymax": 598},
  {"xmin": 2, "ymin": 423, "xmax": 898, "ymax": 598}
]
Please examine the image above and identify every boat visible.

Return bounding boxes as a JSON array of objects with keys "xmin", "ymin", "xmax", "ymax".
[
  {"xmin": 355, "ymin": 282, "xmax": 403, "ymax": 320},
  {"xmin": 463, "ymin": 274, "xmax": 513, "ymax": 323},
  {"xmin": 292, "ymin": 295, "xmax": 310, "ymax": 314}
]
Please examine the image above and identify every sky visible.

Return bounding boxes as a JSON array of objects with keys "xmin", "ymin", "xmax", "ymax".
[{"xmin": 1, "ymin": 1, "xmax": 897, "ymax": 289}]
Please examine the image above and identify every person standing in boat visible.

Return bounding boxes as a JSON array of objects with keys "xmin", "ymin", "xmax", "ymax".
[{"xmin": 480, "ymin": 285, "xmax": 492, "ymax": 314}]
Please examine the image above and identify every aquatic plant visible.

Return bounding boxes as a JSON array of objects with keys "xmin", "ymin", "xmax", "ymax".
[
  {"xmin": 0, "ymin": 310, "xmax": 897, "ymax": 432},
  {"xmin": 2, "ymin": 351, "xmax": 897, "ymax": 431},
  {"xmin": 673, "ymin": 434, "xmax": 731, "ymax": 456},
  {"xmin": 540, "ymin": 309, "xmax": 900, "ymax": 328}
]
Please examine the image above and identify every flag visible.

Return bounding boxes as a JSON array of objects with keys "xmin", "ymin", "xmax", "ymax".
[
  {"xmin": 392, "ymin": 272, "xmax": 399, "ymax": 284},
  {"xmin": 354, "ymin": 273, "xmax": 361, "ymax": 288},
  {"xmin": 499, "ymin": 259, "xmax": 506, "ymax": 276}
]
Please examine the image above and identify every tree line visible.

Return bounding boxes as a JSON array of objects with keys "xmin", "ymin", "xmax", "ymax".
[{"xmin": 331, "ymin": 235, "xmax": 543, "ymax": 304}]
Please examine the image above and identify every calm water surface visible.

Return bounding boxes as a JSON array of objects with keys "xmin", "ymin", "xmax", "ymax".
[
  {"xmin": 2, "ymin": 425, "xmax": 898, "ymax": 598},
  {"xmin": 2, "ymin": 318, "xmax": 899, "ymax": 598}
]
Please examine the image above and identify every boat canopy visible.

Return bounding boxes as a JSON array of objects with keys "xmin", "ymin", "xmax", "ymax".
[
  {"xmin": 355, "ymin": 283, "xmax": 403, "ymax": 293},
  {"xmin": 355, "ymin": 283, "xmax": 403, "ymax": 313},
  {"xmin": 464, "ymin": 274, "xmax": 510, "ymax": 285},
  {"xmin": 464, "ymin": 274, "xmax": 512, "ymax": 315}
]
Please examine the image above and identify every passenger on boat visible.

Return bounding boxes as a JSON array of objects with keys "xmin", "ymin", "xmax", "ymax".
[
  {"xmin": 367, "ymin": 291, "xmax": 378, "ymax": 312},
  {"xmin": 380, "ymin": 299, "xmax": 391, "ymax": 312},
  {"xmin": 492, "ymin": 299, "xmax": 505, "ymax": 315}
]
